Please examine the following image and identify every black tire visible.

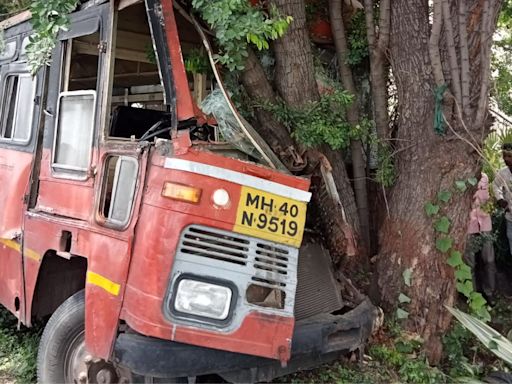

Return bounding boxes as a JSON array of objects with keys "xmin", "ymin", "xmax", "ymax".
[{"xmin": 37, "ymin": 289, "xmax": 85, "ymax": 383}]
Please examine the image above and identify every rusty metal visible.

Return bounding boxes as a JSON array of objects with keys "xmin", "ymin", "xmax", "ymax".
[{"xmin": 294, "ymin": 243, "xmax": 344, "ymax": 320}]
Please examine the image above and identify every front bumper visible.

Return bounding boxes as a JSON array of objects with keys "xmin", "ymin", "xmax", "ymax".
[{"xmin": 113, "ymin": 298, "xmax": 379, "ymax": 380}]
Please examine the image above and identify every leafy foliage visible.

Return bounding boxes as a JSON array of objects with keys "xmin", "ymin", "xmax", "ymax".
[
  {"xmin": 26, "ymin": 0, "xmax": 79, "ymax": 74},
  {"xmin": 492, "ymin": 6, "xmax": 512, "ymax": 116},
  {"xmin": 261, "ymin": 89, "xmax": 368, "ymax": 150},
  {"xmin": 0, "ymin": 0, "xmax": 30, "ymax": 21},
  {"xmin": 442, "ymin": 323, "xmax": 482, "ymax": 378},
  {"xmin": 191, "ymin": 0, "xmax": 292, "ymax": 71},
  {"xmin": 0, "ymin": 308, "xmax": 41, "ymax": 383},
  {"xmin": 346, "ymin": 10, "xmax": 368, "ymax": 66},
  {"xmin": 447, "ymin": 306, "xmax": 512, "ymax": 366},
  {"xmin": 370, "ymin": 341, "xmax": 446, "ymax": 383},
  {"xmin": 482, "ymin": 129, "xmax": 512, "ymax": 183},
  {"xmin": 184, "ymin": 48, "xmax": 211, "ymax": 75},
  {"xmin": 375, "ymin": 142, "xmax": 396, "ymax": 187}
]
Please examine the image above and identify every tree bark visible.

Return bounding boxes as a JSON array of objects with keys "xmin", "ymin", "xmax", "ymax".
[
  {"xmin": 376, "ymin": 0, "xmax": 502, "ymax": 364},
  {"xmin": 329, "ymin": 0, "xmax": 371, "ymax": 252},
  {"xmin": 363, "ymin": 0, "xmax": 390, "ymax": 140},
  {"xmin": 241, "ymin": 50, "xmax": 305, "ymax": 170},
  {"xmin": 271, "ymin": 0, "xmax": 319, "ymax": 106}
]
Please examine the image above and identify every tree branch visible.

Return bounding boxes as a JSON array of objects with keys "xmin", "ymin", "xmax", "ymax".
[
  {"xmin": 377, "ymin": 0, "xmax": 390, "ymax": 53},
  {"xmin": 428, "ymin": 0, "xmax": 445, "ymax": 87},
  {"xmin": 475, "ymin": 0, "xmax": 494, "ymax": 128},
  {"xmin": 241, "ymin": 50, "xmax": 304, "ymax": 168},
  {"xmin": 458, "ymin": 0, "xmax": 471, "ymax": 119},
  {"xmin": 442, "ymin": 0, "xmax": 463, "ymax": 107},
  {"xmin": 329, "ymin": 0, "xmax": 370, "ymax": 251},
  {"xmin": 364, "ymin": 0, "xmax": 390, "ymax": 139}
]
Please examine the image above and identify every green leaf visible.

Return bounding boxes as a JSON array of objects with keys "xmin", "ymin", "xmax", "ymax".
[
  {"xmin": 470, "ymin": 291, "xmax": 487, "ymax": 311},
  {"xmin": 396, "ymin": 308, "xmax": 409, "ymax": 319},
  {"xmin": 489, "ymin": 340, "xmax": 499, "ymax": 350},
  {"xmin": 455, "ymin": 265, "xmax": 473, "ymax": 281},
  {"xmin": 434, "ymin": 216, "xmax": 451, "ymax": 233},
  {"xmin": 437, "ymin": 190, "xmax": 452, "ymax": 203},
  {"xmin": 456, "ymin": 280, "xmax": 474, "ymax": 298},
  {"xmin": 455, "ymin": 180, "xmax": 467, "ymax": 192},
  {"xmin": 436, "ymin": 237, "xmax": 453, "ymax": 253},
  {"xmin": 402, "ymin": 268, "xmax": 413, "ymax": 287},
  {"xmin": 398, "ymin": 293, "xmax": 411, "ymax": 304},
  {"xmin": 424, "ymin": 202, "xmax": 440, "ymax": 217},
  {"xmin": 467, "ymin": 177, "xmax": 478, "ymax": 186},
  {"xmin": 447, "ymin": 250, "xmax": 463, "ymax": 267}
]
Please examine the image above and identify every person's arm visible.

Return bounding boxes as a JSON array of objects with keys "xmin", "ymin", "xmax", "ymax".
[{"xmin": 493, "ymin": 170, "xmax": 508, "ymax": 209}]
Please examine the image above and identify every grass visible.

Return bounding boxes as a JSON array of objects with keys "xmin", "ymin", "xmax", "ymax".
[{"xmin": 0, "ymin": 308, "xmax": 40, "ymax": 384}]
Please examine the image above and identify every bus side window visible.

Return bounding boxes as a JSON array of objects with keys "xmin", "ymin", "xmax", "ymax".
[
  {"xmin": 52, "ymin": 91, "xmax": 96, "ymax": 173},
  {"xmin": 0, "ymin": 73, "xmax": 36, "ymax": 143},
  {"xmin": 51, "ymin": 32, "xmax": 100, "ymax": 178},
  {"xmin": 99, "ymin": 155, "xmax": 138, "ymax": 228}
]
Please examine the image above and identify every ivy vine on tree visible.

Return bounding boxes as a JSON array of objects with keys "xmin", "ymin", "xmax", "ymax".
[
  {"xmin": 26, "ymin": 0, "xmax": 79, "ymax": 74},
  {"xmin": 191, "ymin": 0, "xmax": 292, "ymax": 71},
  {"xmin": 424, "ymin": 176, "xmax": 490, "ymax": 322}
]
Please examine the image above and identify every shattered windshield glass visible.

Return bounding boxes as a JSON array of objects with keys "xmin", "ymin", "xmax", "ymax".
[
  {"xmin": 199, "ymin": 89, "xmax": 288, "ymax": 172},
  {"xmin": 200, "ymin": 90, "xmax": 263, "ymax": 161}
]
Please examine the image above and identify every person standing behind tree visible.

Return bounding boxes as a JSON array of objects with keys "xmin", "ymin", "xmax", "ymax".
[
  {"xmin": 493, "ymin": 143, "xmax": 512, "ymax": 257},
  {"xmin": 466, "ymin": 172, "xmax": 496, "ymax": 302}
]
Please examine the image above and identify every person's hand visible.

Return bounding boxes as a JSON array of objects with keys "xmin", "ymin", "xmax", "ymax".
[{"xmin": 498, "ymin": 199, "xmax": 509, "ymax": 210}]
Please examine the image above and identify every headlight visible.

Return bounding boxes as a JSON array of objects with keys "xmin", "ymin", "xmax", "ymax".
[
  {"xmin": 212, "ymin": 189, "xmax": 230, "ymax": 208},
  {"xmin": 174, "ymin": 279, "xmax": 232, "ymax": 320}
]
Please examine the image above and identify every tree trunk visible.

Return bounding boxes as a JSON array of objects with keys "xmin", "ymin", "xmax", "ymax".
[
  {"xmin": 376, "ymin": 0, "xmax": 502, "ymax": 364},
  {"xmin": 266, "ymin": 0, "xmax": 362, "ymax": 257},
  {"xmin": 241, "ymin": 34, "xmax": 361, "ymax": 257},
  {"xmin": 241, "ymin": 50, "xmax": 304, "ymax": 170},
  {"xmin": 329, "ymin": 0, "xmax": 371, "ymax": 253},
  {"xmin": 363, "ymin": 0, "xmax": 390, "ymax": 140},
  {"xmin": 270, "ymin": 0, "xmax": 319, "ymax": 106}
]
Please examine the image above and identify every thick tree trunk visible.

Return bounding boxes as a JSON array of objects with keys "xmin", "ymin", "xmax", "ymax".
[
  {"xmin": 375, "ymin": 0, "xmax": 501, "ymax": 364},
  {"xmin": 270, "ymin": 0, "xmax": 319, "ymax": 106},
  {"xmin": 241, "ymin": 50, "xmax": 304, "ymax": 169}
]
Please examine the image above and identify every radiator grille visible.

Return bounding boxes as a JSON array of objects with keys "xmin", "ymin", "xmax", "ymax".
[
  {"xmin": 178, "ymin": 225, "xmax": 296, "ymax": 291},
  {"xmin": 181, "ymin": 226, "xmax": 249, "ymax": 266}
]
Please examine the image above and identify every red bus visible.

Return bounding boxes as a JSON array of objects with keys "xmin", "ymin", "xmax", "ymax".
[{"xmin": 0, "ymin": 1, "xmax": 378, "ymax": 382}]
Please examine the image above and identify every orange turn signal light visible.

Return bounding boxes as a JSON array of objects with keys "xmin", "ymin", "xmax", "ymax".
[{"xmin": 161, "ymin": 182, "xmax": 202, "ymax": 203}]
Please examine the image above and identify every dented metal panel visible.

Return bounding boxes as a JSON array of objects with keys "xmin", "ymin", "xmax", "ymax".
[{"xmin": 164, "ymin": 225, "xmax": 298, "ymax": 332}]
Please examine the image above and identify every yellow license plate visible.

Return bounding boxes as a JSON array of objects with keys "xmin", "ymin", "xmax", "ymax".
[{"xmin": 234, "ymin": 186, "xmax": 307, "ymax": 247}]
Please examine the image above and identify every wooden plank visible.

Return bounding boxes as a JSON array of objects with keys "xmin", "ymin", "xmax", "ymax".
[
  {"xmin": 63, "ymin": 39, "xmax": 73, "ymax": 92},
  {"xmin": 192, "ymin": 73, "xmax": 207, "ymax": 103},
  {"xmin": 0, "ymin": 10, "xmax": 31, "ymax": 30},
  {"xmin": 111, "ymin": 93, "xmax": 164, "ymax": 104},
  {"xmin": 115, "ymin": 30, "xmax": 152, "ymax": 51},
  {"xmin": 71, "ymin": 71, "xmax": 159, "ymax": 82},
  {"xmin": 118, "ymin": 0, "xmax": 142, "ymax": 11},
  {"xmin": 73, "ymin": 40, "xmax": 153, "ymax": 64}
]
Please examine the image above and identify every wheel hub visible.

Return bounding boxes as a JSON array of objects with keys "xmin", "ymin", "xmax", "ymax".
[{"xmin": 64, "ymin": 330, "xmax": 118, "ymax": 384}]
